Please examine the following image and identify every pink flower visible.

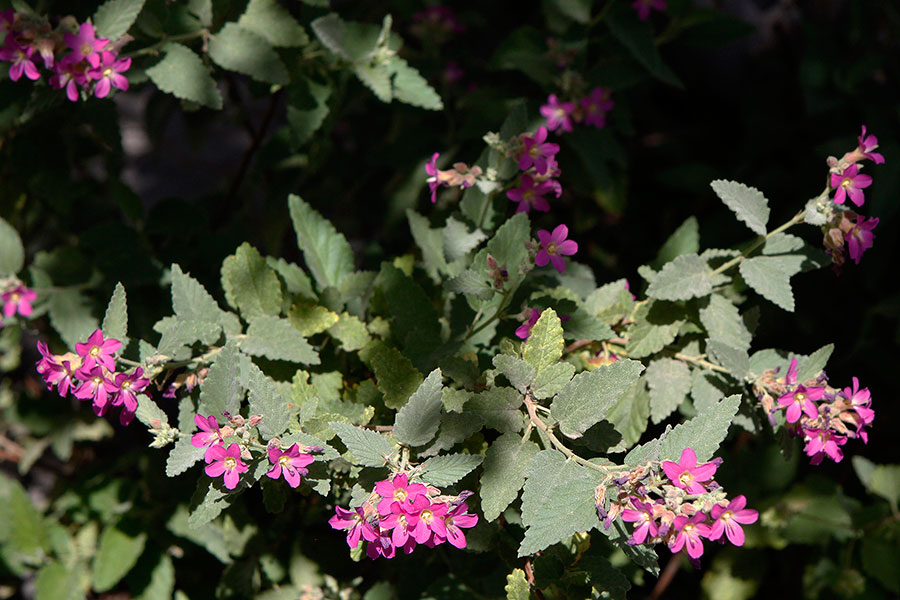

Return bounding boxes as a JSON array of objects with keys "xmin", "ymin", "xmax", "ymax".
[
  {"xmin": 204, "ymin": 443, "xmax": 248, "ymax": 489},
  {"xmin": 535, "ymin": 224, "xmax": 578, "ymax": 273},
  {"xmin": 375, "ymin": 472, "xmax": 428, "ymax": 515},
  {"xmin": 519, "ymin": 126, "xmax": 560, "ymax": 174},
  {"xmin": 540, "ymin": 94, "xmax": 575, "ymax": 133},
  {"xmin": 515, "ymin": 308, "xmax": 541, "ymax": 340},
  {"xmin": 845, "ymin": 215, "xmax": 878, "ymax": 265},
  {"xmin": 380, "ymin": 494, "xmax": 428, "ymax": 547},
  {"xmin": 87, "ymin": 51, "xmax": 130, "ymax": 98},
  {"xmin": 581, "ymin": 87, "xmax": 614, "ymax": 129},
  {"xmin": 2, "ymin": 284, "xmax": 36, "ymax": 318},
  {"xmin": 831, "ymin": 164, "xmax": 872, "ymax": 207},
  {"xmin": 366, "ymin": 529, "xmax": 397, "ymax": 559},
  {"xmin": 777, "ymin": 384, "xmax": 825, "ymax": 424},
  {"xmin": 437, "ymin": 502, "xmax": 478, "ymax": 549},
  {"xmin": 192, "ymin": 414, "xmax": 224, "ymax": 448},
  {"xmin": 668, "ymin": 513, "xmax": 709, "ymax": 559},
  {"xmin": 843, "ymin": 377, "xmax": 874, "ymax": 439},
  {"xmin": 75, "ymin": 329, "xmax": 122, "ymax": 372},
  {"xmin": 72, "ymin": 366, "xmax": 119, "ymax": 416},
  {"xmin": 410, "ymin": 501, "xmax": 449, "ymax": 544},
  {"xmin": 708, "ymin": 495, "xmax": 758, "ymax": 546},
  {"xmin": 661, "ymin": 448, "xmax": 718, "ymax": 494},
  {"xmin": 856, "ymin": 125, "xmax": 885, "ymax": 164},
  {"xmin": 35, "ymin": 343, "xmax": 81, "ymax": 397},
  {"xmin": 425, "ymin": 152, "xmax": 441, "ymax": 203},
  {"xmin": 0, "ymin": 34, "xmax": 41, "ymax": 82},
  {"xmin": 64, "ymin": 23, "xmax": 108, "ymax": 64},
  {"xmin": 266, "ymin": 443, "xmax": 315, "ymax": 488},
  {"xmin": 49, "ymin": 56, "xmax": 88, "ymax": 102},
  {"xmin": 621, "ymin": 499, "xmax": 659, "ymax": 545},
  {"xmin": 632, "ymin": 0, "xmax": 667, "ymax": 20},
  {"xmin": 110, "ymin": 367, "xmax": 149, "ymax": 425},
  {"xmin": 328, "ymin": 506, "xmax": 378, "ymax": 548},
  {"xmin": 783, "ymin": 357, "xmax": 799, "ymax": 385},
  {"xmin": 802, "ymin": 427, "xmax": 847, "ymax": 465},
  {"xmin": 506, "ymin": 174, "xmax": 553, "ymax": 213}
]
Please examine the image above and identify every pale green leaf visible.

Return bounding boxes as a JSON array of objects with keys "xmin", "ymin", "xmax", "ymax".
[
  {"xmin": 481, "ymin": 433, "xmax": 541, "ymax": 521},
  {"xmin": 47, "ymin": 289, "xmax": 99, "ymax": 349},
  {"xmin": 101, "ymin": 282, "xmax": 128, "ymax": 344},
  {"xmin": 710, "ymin": 180, "xmax": 770, "ymax": 236},
  {"xmin": 441, "ymin": 387, "xmax": 471, "ymax": 413},
  {"xmin": 92, "ymin": 524, "xmax": 147, "ymax": 592},
  {"xmin": 146, "ymin": 43, "xmax": 222, "ymax": 109},
  {"xmin": 585, "ymin": 278, "xmax": 634, "ymax": 325},
  {"xmin": 646, "ymin": 254, "xmax": 712, "ymax": 301},
  {"xmin": 691, "ymin": 370, "xmax": 727, "ymax": 412},
  {"xmin": 487, "ymin": 212, "xmax": 530, "ymax": 275},
  {"xmin": 241, "ymin": 357, "xmax": 290, "ymax": 439},
  {"xmin": 505, "ymin": 568, "xmax": 530, "ymax": 600},
  {"xmin": 288, "ymin": 195, "xmax": 355, "ymax": 290},
  {"xmin": 606, "ymin": 378, "xmax": 650, "ymax": 450},
  {"xmin": 0, "ymin": 216, "xmax": 24, "ymax": 275},
  {"xmin": 93, "ymin": 0, "xmax": 145, "ymax": 40},
  {"xmin": 170, "ymin": 263, "xmax": 232, "ymax": 331},
  {"xmin": 389, "ymin": 56, "xmax": 443, "ymax": 110},
  {"xmin": 209, "ymin": 23, "xmax": 288, "ymax": 85},
  {"xmin": 421, "ymin": 412, "xmax": 482, "ymax": 457},
  {"xmin": 796, "ymin": 344, "xmax": 833, "ymax": 382},
  {"xmin": 706, "ymin": 340, "xmax": 750, "ymax": 379},
  {"xmin": 354, "ymin": 63, "xmax": 392, "ymax": 102},
  {"xmin": 288, "ymin": 301, "xmax": 339, "ymax": 336},
  {"xmin": 267, "ymin": 257, "xmax": 315, "ymax": 299},
  {"xmin": 469, "ymin": 387, "xmax": 525, "ymax": 432},
  {"xmin": 492, "ymin": 354, "xmax": 535, "ymax": 394},
  {"xmin": 198, "ymin": 343, "xmax": 244, "ymax": 416},
  {"xmin": 578, "ymin": 555, "xmax": 631, "ymax": 600},
  {"xmin": 135, "ymin": 394, "xmax": 168, "ymax": 429},
  {"xmin": 518, "ymin": 450, "xmax": 600, "ymax": 556},
  {"xmin": 137, "ymin": 553, "xmax": 175, "ymax": 600},
  {"xmin": 531, "ymin": 361, "xmax": 575, "ymax": 400},
  {"xmin": 443, "ymin": 216, "xmax": 486, "ymax": 262},
  {"xmin": 221, "ymin": 243, "xmax": 283, "ymax": 319},
  {"xmin": 853, "ymin": 456, "xmax": 900, "ymax": 512},
  {"xmin": 329, "ymin": 422, "xmax": 394, "ymax": 468},
  {"xmin": 327, "ymin": 312, "xmax": 371, "ymax": 351},
  {"xmin": 393, "ymin": 369, "xmax": 443, "ymax": 447},
  {"xmin": 739, "ymin": 255, "xmax": 804, "ymax": 311},
  {"xmin": 699, "ymin": 294, "xmax": 751, "ymax": 352},
  {"xmin": 653, "ymin": 216, "xmax": 699, "ymax": 268},
  {"xmin": 551, "ymin": 359, "xmax": 645, "ymax": 438},
  {"xmin": 287, "ymin": 76, "xmax": 331, "ymax": 147},
  {"xmin": 242, "ymin": 315, "xmax": 319, "ymax": 364},
  {"xmin": 1, "ymin": 478, "xmax": 49, "ymax": 561},
  {"xmin": 359, "ymin": 340, "xmax": 423, "ymax": 409},
  {"xmin": 407, "ymin": 210, "xmax": 448, "ymax": 281},
  {"xmin": 625, "ymin": 300, "xmax": 683, "ymax": 358},
  {"xmin": 155, "ymin": 317, "xmax": 220, "ymax": 356},
  {"xmin": 165, "ymin": 437, "xmax": 207, "ymax": 477},
  {"xmin": 186, "ymin": 0, "xmax": 212, "ymax": 26},
  {"xmin": 446, "ymin": 269, "xmax": 493, "ymax": 300},
  {"xmin": 420, "ymin": 453, "xmax": 483, "ymax": 487},
  {"xmin": 238, "ymin": 0, "xmax": 308, "ymax": 47},
  {"xmin": 523, "ymin": 308, "xmax": 564, "ymax": 375},
  {"xmin": 646, "ymin": 358, "xmax": 691, "ymax": 424},
  {"xmin": 35, "ymin": 561, "xmax": 85, "ymax": 600},
  {"xmin": 169, "ymin": 504, "xmax": 230, "ymax": 561}
]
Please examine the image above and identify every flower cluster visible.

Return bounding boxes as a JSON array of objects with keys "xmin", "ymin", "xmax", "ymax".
[
  {"xmin": 600, "ymin": 448, "xmax": 758, "ymax": 565},
  {"xmin": 507, "ymin": 126, "xmax": 562, "ymax": 214},
  {"xmin": 329, "ymin": 472, "xmax": 478, "ymax": 559},
  {"xmin": 540, "ymin": 87, "xmax": 614, "ymax": 133},
  {"xmin": 424, "ymin": 152, "xmax": 483, "ymax": 204},
  {"xmin": 821, "ymin": 126, "xmax": 884, "ymax": 269},
  {"xmin": 35, "ymin": 329, "xmax": 148, "ymax": 425},
  {"xmin": 1, "ymin": 279, "xmax": 36, "ymax": 325},
  {"xmin": 753, "ymin": 357, "xmax": 874, "ymax": 464},
  {"xmin": 0, "ymin": 11, "xmax": 131, "ymax": 101}
]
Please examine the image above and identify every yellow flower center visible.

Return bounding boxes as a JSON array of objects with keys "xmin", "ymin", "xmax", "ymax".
[
  {"xmin": 81, "ymin": 43, "xmax": 92, "ymax": 57},
  {"xmin": 684, "ymin": 524, "xmax": 694, "ymax": 534},
  {"xmin": 103, "ymin": 67, "xmax": 113, "ymax": 78},
  {"xmin": 679, "ymin": 472, "xmax": 693, "ymax": 486},
  {"xmin": 393, "ymin": 489, "xmax": 408, "ymax": 502},
  {"xmin": 90, "ymin": 346, "xmax": 101, "ymax": 357},
  {"xmin": 421, "ymin": 510, "xmax": 433, "ymax": 524},
  {"xmin": 523, "ymin": 190, "xmax": 535, "ymax": 203},
  {"xmin": 795, "ymin": 392, "xmax": 806, "ymax": 402},
  {"xmin": 121, "ymin": 381, "xmax": 131, "ymax": 390},
  {"xmin": 92, "ymin": 376, "xmax": 103, "ymax": 385},
  {"xmin": 546, "ymin": 242, "xmax": 558, "ymax": 255},
  {"xmin": 279, "ymin": 455, "xmax": 290, "ymax": 466},
  {"xmin": 841, "ymin": 178, "xmax": 852, "ymax": 189},
  {"xmin": 721, "ymin": 511, "xmax": 733, "ymax": 522},
  {"xmin": 224, "ymin": 457, "xmax": 236, "ymax": 469}
]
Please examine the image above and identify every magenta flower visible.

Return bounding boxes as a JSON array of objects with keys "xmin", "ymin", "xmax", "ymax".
[
  {"xmin": 425, "ymin": 152, "xmax": 441, "ymax": 203},
  {"xmin": 328, "ymin": 506, "xmax": 378, "ymax": 548},
  {"xmin": 64, "ymin": 23, "xmax": 109, "ymax": 64},
  {"xmin": 410, "ymin": 501, "xmax": 449, "ymax": 544},
  {"xmin": 0, "ymin": 35, "xmax": 40, "ymax": 82},
  {"xmin": 581, "ymin": 87, "xmax": 614, "ymax": 129},
  {"xmin": 75, "ymin": 329, "xmax": 122, "ymax": 372},
  {"xmin": 375, "ymin": 472, "xmax": 428, "ymax": 515},
  {"xmin": 831, "ymin": 164, "xmax": 872, "ymax": 207},
  {"xmin": 783, "ymin": 357, "xmax": 799, "ymax": 385},
  {"xmin": 845, "ymin": 215, "xmax": 878, "ymax": 265},
  {"xmin": 621, "ymin": 499, "xmax": 659, "ymax": 545},
  {"xmin": 35, "ymin": 343, "xmax": 81, "ymax": 397},
  {"xmin": 857, "ymin": 125, "xmax": 885, "ymax": 164},
  {"xmin": 266, "ymin": 443, "xmax": 315, "ymax": 488},
  {"xmin": 380, "ymin": 495, "xmax": 428, "ymax": 547},
  {"xmin": 111, "ymin": 367, "xmax": 149, "ymax": 425},
  {"xmin": 668, "ymin": 513, "xmax": 709, "ymax": 559},
  {"xmin": 438, "ymin": 502, "xmax": 478, "ymax": 549},
  {"xmin": 515, "ymin": 308, "xmax": 541, "ymax": 340},
  {"xmin": 632, "ymin": 0, "xmax": 667, "ymax": 20},
  {"xmin": 204, "ymin": 443, "xmax": 248, "ymax": 489},
  {"xmin": 506, "ymin": 174, "xmax": 553, "ymax": 213},
  {"xmin": 519, "ymin": 126, "xmax": 560, "ymax": 174},
  {"xmin": 844, "ymin": 377, "xmax": 874, "ymax": 435},
  {"xmin": 661, "ymin": 448, "xmax": 718, "ymax": 494},
  {"xmin": 87, "ymin": 51, "xmax": 130, "ymax": 98},
  {"xmin": 2, "ymin": 284, "xmax": 36, "ymax": 318},
  {"xmin": 540, "ymin": 94, "xmax": 575, "ymax": 133},
  {"xmin": 802, "ymin": 427, "xmax": 847, "ymax": 465},
  {"xmin": 366, "ymin": 529, "xmax": 397, "ymax": 559},
  {"xmin": 72, "ymin": 366, "xmax": 119, "ymax": 416},
  {"xmin": 50, "ymin": 56, "xmax": 88, "ymax": 102},
  {"xmin": 192, "ymin": 414, "xmax": 225, "ymax": 449},
  {"xmin": 777, "ymin": 384, "xmax": 825, "ymax": 424},
  {"xmin": 535, "ymin": 224, "xmax": 578, "ymax": 273},
  {"xmin": 708, "ymin": 495, "xmax": 758, "ymax": 546}
]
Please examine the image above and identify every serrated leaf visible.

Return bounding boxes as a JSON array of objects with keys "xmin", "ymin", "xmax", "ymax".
[
  {"xmin": 691, "ymin": 370, "xmax": 727, "ymax": 412},
  {"xmin": 311, "ymin": 14, "xmax": 377, "ymax": 61},
  {"xmin": 481, "ymin": 433, "xmax": 541, "ymax": 522},
  {"xmin": 221, "ymin": 243, "xmax": 283, "ymax": 319},
  {"xmin": 238, "ymin": 0, "xmax": 309, "ymax": 47},
  {"xmin": 241, "ymin": 315, "xmax": 319, "ymax": 364},
  {"xmin": 487, "ymin": 212, "xmax": 530, "ymax": 275},
  {"xmin": 531, "ymin": 361, "xmax": 575, "ymax": 400},
  {"xmin": 135, "ymin": 394, "xmax": 168, "ymax": 429},
  {"xmin": 518, "ymin": 450, "xmax": 599, "ymax": 556},
  {"xmin": 625, "ymin": 300, "xmax": 683, "ymax": 358},
  {"xmin": 354, "ymin": 62, "xmax": 392, "ymax": 102},
  {"xmin": 420, "ymin": 453, "xmax": 483, "ymax": 487},
  {"xmin": 359, "ymin": 340, "xmax": 423, "ymax": 409},
  {"xmin": 407, "ymin": 210, "xmax": 448, "ymax": 281},
  {"xmin": 443, "ymin": 217, "xmax": 486, "ymax": 262},
  {"xmin": 646, "ymin": 358, "xmax": 692, "ymax": 424},
  {"xmin": 288, "ymin": 301, "xmax": 339, "ymax": 336},
  {"xmin": 1, "ymin": 478, "xmax": 49, "ymax": 561},
  {"xmin": 646, "ymin": 254, "xmax": 712, "ymax": 301},
  {"xmin": 146, "ymin": 43, "xmax": 223, "ymax": 109},
  {"xmin": 699, "ymin": 294, "xmax": 751, "ymax": 352},
  {"xmin": 393, "ymin": 369, "xmax": 443, "ymax": 447},
  {"xmin": 441, "ymin": 387, "xmax": 471, "ymax": 413},
  {"xmin": 469, "ymin": 387, "xmax": 525, "ymax": 432},
  {"xmin": 710, "ymin": 180, "xmax": 770, "ymax": 236},
  {"xmin": 796, "ymin": 344, "xmax": 833, "ymax": 382},
  {"xmin": 653, "ymin": 216, "xmax": 699, "ymax": 268},
  {"xmin": 551, "ymin": 360, "xmax": 645, "ymax": 438},
  {"xmin": 288, "ymin": 195, "xmax": 355, "ymax": 290},
  {"xmin": 329, "ymin": 422, "xmax": 394, "ymax": 468},
  {"xmin": 378, "ymin": 263, "xmax": 441, "ymax": 368},
  {"xmin": 706, "ymin": 340, "xmax": 750, "ymax": 379},
  {"xmin": 101, "ymin": 282, "xmax": 128, "ymax": 343},
  {"xmin": 93, "ymin": 0, "xmax": 145, "ymax": 40},
  {"xmin": 506, "ymin": 568, "xmax": 530, "ymax": 600},
  {"xmin": 165, "ymin": 437, "xmax": 207, "ymax": 477},
  {"xmin": 523, "ymin": 308, "xmax": 564, "ymax": 375},
  {"xmin": 389, "ymin": 56, "xmax": 443, "ymax": 110},
  {"xmin": 739, "ymin": 255, "xmax": 804, "ymax": 311},
  {"xmin": 198, "ymin": 343, "xmax": 244, "ymax": 417},
  {"xmin": 209, "ymin": 23, "xmax": 288, "ymax": 85},
  {"xmin": 421, "ymin": 412, "xmax": 482, "ymax": 457},
  {"xmin": 493, "ymin": 354, "xmax": 535, "ymax": 394},
  {"xmin": 0, "ymin": 216, "xmax": 25, "ymax": 275},
  {"xmin": 92, "ymin": 524, "xmax": 147, "ymax": 592},
  {"xmin": 169, "ymin": 503, "xmax": 230, "ymax": 559},
  {"xmin": 606, "ymin": 379, "xmax": 650, "ymax": 450},
  {"xmin": 287, "ymin": 76, "xmax": 331, "ymax": 147},
  {"xmin": 155, "ymin": 317, "xmax": 220, "ymax": 356},
  {"xmin": 47, "ymin": 289, "xmax": 99, "ymax": 349},
  {"xmin": 241, "ymin": 357, "xmax": 290, "ymax": 439},
  {"xmin": 853, "ymin": 456, "xmax": 900, "ymax": 512},
  {"xmin": 187, "ymin": 0, "xmax": 212, "ymax": 26},
  {"xmin": 170, "ymin": 263, "xmax": 231, "ymax": 331},
  {"xmin": 446, "ymin": 269, "xmax": 493, "ymax": 300},
  {"xmin": 578, "ymin": 555, "xmax": 631, "ymax": 599},
  {"xmin": 585, "ymin": 279, "xmax": 634, "ymax": 325},
  {"xmin": 327, "ymin": 312, "xmax": 371, "ymax": 351}
]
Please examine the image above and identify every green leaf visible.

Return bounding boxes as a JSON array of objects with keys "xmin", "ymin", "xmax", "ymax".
[
  {"xmin": 420, "ymin": 453, "xmax": 483, "ymax": 487},
  {"xmin": 605, "ymin": 4, "xmax": 683, "ymax": 88},
  {"xmin": 646, "ymin": 358, "xmax": 692, "ymax": 424},
  {"xmin": 646, "ymin": 254, "xmax": 712, "ymax": 301},
  {"xmin": 93, "ymin": 0, "xmax": 145, "ymax": 40},
  {"xmin": 443, "ymin": 216, "xmax": 486, "ymax": 262},
  {"xmin": 487, "ymin": 212, "xmax": 530, "ymax": 275},
  {"xmin": 653, "ymin": 216, "xmax": 699, "ymax": 268},
  {"xmin": 288, "ymin": 301, "xmax": 339, "ymax": 336},
  {"xmin": 221, "ymin": 243, "xmax": 283, "ymax": 319},
  {"xmin": 242, "ymin": 315, "xmax": 319, "ymax": 364},
  {"xmin": 606, "ymin": 379, "xmax": 650, "ymax": 450},
  {"xmin": 481, "ymin": 433, "xmax": 541, "ymax": 521},
  {"xmin": 47, "ymin": 289, "xmax": 99, "ymax": 349},
  {"xmin": 241, "ymin": 357, "xmax": 290, "ymax": 439},
  {"xmin": 329, "ymin": 422, "xmax": 394, "ymax": 468},
  {"xmin": 531, "ymin": 362, "xmax": 576, "ymax": 400},
  {"xmin": 166, "ymin": 437, "xmax": 207, "ymax": 477},
  {"xmin": 585, "ymin": 279, "xmax": 634, "ymax": 325},
  {"xmin": 407, "ymin": 210, "xmax": 448, "ymax": 281},
  {"xmin": 690, "ymin": 370, "xmax": 726, "ymax": 412},
  {"xmin": 35, "ymin": 561, "xmax": 85, "ymax": 600},
  {"xmin": 389, "ymin": 56, "xmax": 443, "ymax": 110},
  {"xmin": 154, "ymin": 317, "xmax": 220, "ymax": 356},
  {"xmin": 523, "ymin": 308, "xmax": 564, "ymax": 375},
  {"xmin": 518, "ymin": 450, "xmax": 600, "ymax": 557},
  {"xmin": 137, "ymin": 553, "xmax": 175, "ymax": 600},
  {"xmin": 209, "ymin": 23, "xmax": 289, "ymax": 85},
  {"xmin": 146, "ymin": 43, "xmax": 223, "ymax": 109},
  {"xmin": 706, "ymin": 340, "xmax": 750, "ymax": 379},
  {"xmin": 626, "ymin": 300, "xmax": 683, "ymax": 358},
  {"xmin": 198, "ymin": 343, "xmax": 244, "ymax": 416},
  {"xmin": 359, "ymin": 340, "xmax": 423, "ymax": 409},
  {"xmin": 287, "ymin": 76, "xmax": 331, "ymax": 147},
  {"xmin": 505, "ymin": 568, "xmax": 530, "ymax": 600},
  {"xmin": 0, "ymin": 216, "xmax": 24, "ymax": 275},
  {"xmin": 577, "ymin": 555, "xmax": 631, "ymax": 600},
  {"xmin": 101, "ymin": 282, "xmax": 128, "ymax": 344},
  {"xmin": 170, "ymin": 263, "xmax": 229, "ymax": 328},
  {"xmin": 237, "ymin": 0, "xmax": 309, "ymax": 47},
  {"xmin": 393, "ymin": 369, "xmax": 443, "ymax": 447},
  {"xmin": 710, "ymin": 180, "xmax": 770, "ymax": 236},
  {"xmin": 168, "ymin": 504, "xmax": 230, "ymax": 561},
  {"xmin": 469, "ymin": 387, "xmax": 525, "ymax": 432},
  {"xmin": 493, "ymin": 354, "xmax": 535, "ymax": 394},
  {"xmin": 135, "ymin": 394, "xmax": 168, "ymax": 429},
  {"xmin": 92, "ymin": 524, "xmax": 147, "ymax": 592},
  {"xmin": 739, "ymin": 255, "xmax": 804, "ymax": 311},
  {"xmin": 377, "ymin": 263, "xmax": 441, "ymax": 368},
  {"xmin": 288, "ymin": 195, "xmax": 355, "ymax": 290},
  {"xmin": 0, "ymin": 478, "xmax": 49, "ymax": 561},
  {"xmin": 355, "ymin": 63, "xmax": 392, "ymax": 101},
  {"xmin": 796, "ymin": 344, "xmax": 833, "ymax": 382},
  {"xmin": 551, "ymin": 360, "xmax": 645, "ymax": 438},
  {"xmin": 187, "ymin": 0, "xmax": 212, "ymax": 26},
  {"xmin": 446, "ymin": 269, "xmax": 493, "ymax": 300},
  {"xmin": 853, "ymin": 456, "xmax": 900, "ymax": 512},
  {"xmin": 327, "ymin": 312, "xmax": 371, "ymax": 351},
  {"xmin": 699, "ymin": 294, "xmax": 751, "ymax": 352},
  {"xmin": 268, "ymin": 257, "xmax": 315, "ymax": 299}
]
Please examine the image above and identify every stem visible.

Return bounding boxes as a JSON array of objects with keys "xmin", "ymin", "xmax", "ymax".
[
  {"xmin": 711, "ymin": 209, "xmax": 807, "ymax": 277},
  {"xmin": 463, "ymin": 286, "xmax": 514, "ymax": 342},
  {"xmin": 673, "ymin": 352, "xmax": 730, "ymax": 375}
]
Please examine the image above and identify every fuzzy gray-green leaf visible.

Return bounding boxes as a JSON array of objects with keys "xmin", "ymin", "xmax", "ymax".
[
  {"xmin": 551, "ymin": 359, "xmax": 645, "ymax": 438},
  {"xmin": 646, "ymin": 254, "xmax": 712, "ymax": 301},
  {"xmin": 420, "ymin": 453, "xmax": 483, "ymax": 487},
  {"xmin": 646, "ymin": 358, "xmax": 691, "ymax": 424},
  {"xmin": 393, "ymin": 369, "xmax": 443, "ymax": 447},
  {"xmin": 481, "ymin": 433, "xmax": 540, "ymax": 521},
  {"xmin": 710, "ymin": 180, "xmax": 770, "ymax": 236},
  {"xmin": 242, "ymin": 316, "xmax": 319, "ymax": 364},
  {"xmin": 329, "ymin": 422, "xmax": 394, "ymax": 468}
]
